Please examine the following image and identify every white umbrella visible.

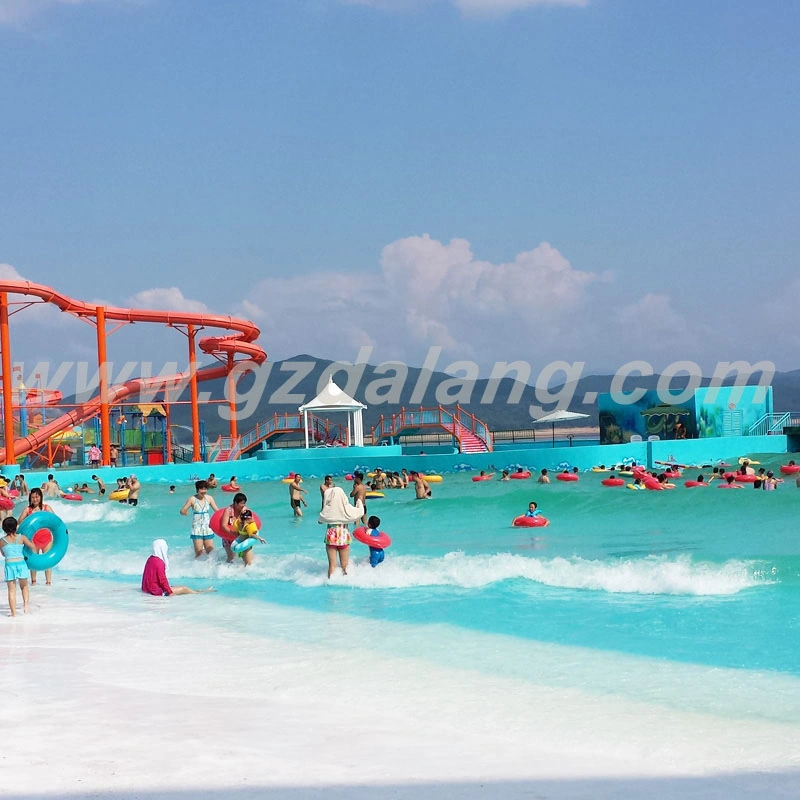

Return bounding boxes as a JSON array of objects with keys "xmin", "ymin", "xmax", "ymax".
[{"xmin": 533, "ymin": 409, "xmax": 591, "ymax": 447}]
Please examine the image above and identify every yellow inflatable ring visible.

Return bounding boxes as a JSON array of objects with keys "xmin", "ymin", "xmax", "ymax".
[{"xmin": 109, "ymin": 488, "xmax": 129, "ymax": 501}]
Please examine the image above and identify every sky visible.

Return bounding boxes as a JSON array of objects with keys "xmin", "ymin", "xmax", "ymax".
[{"xmin": 1, "ymin": 0, "xmax": 799, "ymax": 386}]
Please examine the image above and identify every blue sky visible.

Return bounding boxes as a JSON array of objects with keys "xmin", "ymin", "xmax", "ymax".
[{"xmin": 1, "ymin": 0, "xmax": 798, "ymax": 378}]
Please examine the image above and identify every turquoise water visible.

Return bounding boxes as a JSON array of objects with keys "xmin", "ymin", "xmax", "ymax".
[{"xmin": 48, "ymin": 469, "xmax": 800, "ymax": 687}]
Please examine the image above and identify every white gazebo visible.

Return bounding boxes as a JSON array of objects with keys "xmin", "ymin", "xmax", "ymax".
[{"xmin": 298, "ymin": 377, "xmax": 368, "ymax": 448}]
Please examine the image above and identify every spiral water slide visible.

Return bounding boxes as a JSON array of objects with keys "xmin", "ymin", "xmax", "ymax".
[{"xmin": 0, "ymin": 280, "xmax": 266, "ymax": 462}]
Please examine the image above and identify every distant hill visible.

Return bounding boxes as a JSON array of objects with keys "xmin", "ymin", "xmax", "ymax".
[{"xmin": 160, "ymin": 355, "xmax": 790, "ymax": 438}]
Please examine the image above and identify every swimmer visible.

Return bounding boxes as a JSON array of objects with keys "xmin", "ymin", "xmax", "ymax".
[
  {"xmin": 18, "ymin": 489, "xmax": 55, "ymax": 585},
  {"xmin": 41, "ymin": 474, "xmax": 60, "ymax": 499},
  {"xmin": 227, "ymin": 476, "xmax": 241, "ymax": 491},
  {"xmin": 231, "ymin": 509, "xmax": 266, "ymax": 568},
  {"xmin": 127, "ymin": 474, "xmax": 141, "ymax": 507},
  {"xmin": 320, "ymin": 475, "xmax": 334, "ymax": 509},
  {"xmin": 538, "ymin": 469, "xmax": 550, "ymax": 484},
  {"xmin": 1, "ymin": 517, "xmax": 35, "ymax": 616},
  {"xmin": 168, "ymin": 485, "xmax": 175, "ymax": 494},
  {"xmin": 525, "ymin": 501, "xmax": 542, "ymax": 518},
  {"xmin": 366, "ymin": 514, "xmax": 385, "ymax": 568},
  {"xmin": 206, "ymin": 473, "xmax": 218, "ymax": 489},
  {"xmin": 91, "ymin": 474, "xmax": 106, "ymax": 495},
  {"xmin": 412, "ymin": 471, "xmax": 431, "ymax": 499},
  {"xmin": 350, "ymin": 472, "xmax": 367, "ymax": 524},
  {"xmin": 289, "ymin": 474, "xmax": 308, "ymax": 517},
  {"xmin": 180, "ymin": 480, "xmax": 220, "ymax": 557},
  {"xmin": 500, "ymin": 470, "xmax": 509, "ymax": 481}
]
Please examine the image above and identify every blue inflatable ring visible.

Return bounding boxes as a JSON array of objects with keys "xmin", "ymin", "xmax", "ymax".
[
  {"xmin": 231, "ymin": 537, "xmax": 255, "ymax": 554},
  {"xmin": 20, "ymin": 511, "xmax": 69, "ymax": 571}
]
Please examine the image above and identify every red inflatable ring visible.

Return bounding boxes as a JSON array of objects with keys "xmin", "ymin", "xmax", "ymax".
[
  {"xmin": 472, "ymin": 475, "xmax": 493, "ymax": 482},
  {"xmin": 512, "ymin": 515, "xmax": 549, "ymax": 527},
  {"xmin": 32, "ymin": 528, "xmax": 54, "ymax": 550},
  {"xmin": 60, "ymin": 493, "xmax": 83, "ymax": 502},
  {"xmin": 684, "ymin": 480, "xmax": 707, "ymax": 487},
  {"xmin": 209, "ymin": 508, "xmax": 262, "ymax": 542},
  {"xmin": 601, "ymin": 477, "xmax": 624, "ymax": 487},
  {"xmin": 221, "ymin": 484, "xmax": 238, "ymax": 492},
  {"xmin": 0, "ymin": 496, "xmax": 14, "ymax": 511},
  {"xmin": 556, "ymin": 473, "xmax": 578, "ymax": 482},
  {"xmin": 779, "ymin": 464, "xmax": 800, "ymax": 475},
  {"xmin": 509, "ymin": 471, "xmax": 531, "ymax": 480},
  {"xmin": 734, "ymin": 474, "xmax": 758, "ymax": 483},
  {"xmin": 352, "ymin": 526, "xmax": 392, "ymax": 549}
]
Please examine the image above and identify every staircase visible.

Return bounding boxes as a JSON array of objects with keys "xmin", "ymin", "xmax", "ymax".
[{"xmin": 455, "ymin": 425, "xmax": 490, "ymax": 454}]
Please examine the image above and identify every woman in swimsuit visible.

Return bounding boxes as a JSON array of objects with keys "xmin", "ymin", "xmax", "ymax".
[{"xmin": 180, "ymin": 480, "xmax": 219, "ymax": 557}]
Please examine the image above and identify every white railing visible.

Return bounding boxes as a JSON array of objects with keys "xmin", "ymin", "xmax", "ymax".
[{"xmin": 747, "ymin": 412, "xmax": 791, "ymax": 436}]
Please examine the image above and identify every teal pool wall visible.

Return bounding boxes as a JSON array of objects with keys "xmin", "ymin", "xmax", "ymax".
[{"xmin": 2, "ymin": 435, "xmax": 789, "ymax": 486}]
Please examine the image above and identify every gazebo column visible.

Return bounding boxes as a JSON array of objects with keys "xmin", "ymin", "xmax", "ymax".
[{"xmin": 304, "ymin": 409, "xmax": 309, "ymax": 449}]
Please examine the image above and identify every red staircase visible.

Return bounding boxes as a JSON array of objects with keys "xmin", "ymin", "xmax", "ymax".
[
  {"xmin": 372, "ymin": 405, "xmax": 493, "ymax": 453},
  {"xmin": 455, "ymin": 425, "xmax": 490, "ymax": 454}
]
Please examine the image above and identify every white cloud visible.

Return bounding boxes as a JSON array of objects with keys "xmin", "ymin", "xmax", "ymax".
[
  {"xmin": 618, "ymin": 293, "xmax": 685, "ymax": 334},
  {"xmin": 244, "ymin": 235, "xmax": 606, "ymax": 367},
  {"xmin": 126, "ymin": 287, "xmax": 209, "ymax": 314},
  {"xmin": 380, "ymin": 234, "xmax": 598, "ymax": 354}
]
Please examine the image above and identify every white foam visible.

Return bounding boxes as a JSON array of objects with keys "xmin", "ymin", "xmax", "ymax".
[
  {"xmin": 48, "ymin": 498, "xmax": 135, "ymax": 524},
  {"xmin": 63, "ymin": 546, "xmax": 769, "ymax": 596}
]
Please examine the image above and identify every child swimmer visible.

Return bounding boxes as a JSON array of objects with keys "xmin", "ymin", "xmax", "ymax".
[{"xmin": 367, "ymin": 515, "xmax": 385, "ymax": 568}]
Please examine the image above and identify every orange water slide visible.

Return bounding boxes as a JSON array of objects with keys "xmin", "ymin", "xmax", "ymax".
[{"xmin": 0, "ymin": 280, "xmax": 267, "ymax": 463}]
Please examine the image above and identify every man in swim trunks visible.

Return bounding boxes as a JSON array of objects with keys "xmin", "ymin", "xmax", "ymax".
[
  {"xmin": 289, "ymin": 475, "xmax": 308, "ymax": 517},
  {"xmin": 127, "ymin": 474, "xmax": 141, "ymax": 506},
  {"xmin": 91, "ymin": 474, "xmax": 106, "ymax": 495},
  {"xmin": 538, "ymin": 469, "xmax": 550, "ymax": 484},
  {"xmin": 320, "ymin": 475, "xmax": 334, "ymax": 510},
  {"xmin": 372, "ymin": 468, "xmax": 386, "ymax": 490},
  {"xmin": 41, "ymin": 474, "xmax": 60, "ymax": 499},
  {"xmin": 350, "ymin": 472, "xmax": 367, "ymax": 524},
  {"xmin": 412, "ymin": 472, "xmax": 431, "ymax": 499},
  {"xmin": 180, "ymin": 480, "xmax": 220, "ymax": 557}
]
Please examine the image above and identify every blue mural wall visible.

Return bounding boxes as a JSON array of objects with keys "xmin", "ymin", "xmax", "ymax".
[
  {"xmin": 694, "ymin": 386, "xmax": 772, "ymax": 438},
  {"xmin": 598, "ymin": 390, "xmax": 698, "ymax": 444}
]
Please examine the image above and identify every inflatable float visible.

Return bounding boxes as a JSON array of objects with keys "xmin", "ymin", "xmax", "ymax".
[
  {"xmin": 512, "ymin": 515, "xmax": 549, "ymax": 528},
  {"xmin": 109, "ymin": 488, "xmax": 129, "ymax": 501},
  {"xmin": 471, "ymin": 475, "xmax": 493, "ymax": 482},
  {"xmin": 209, "ymin": 508, "xmax": 263, "ymax": 542},
  {"xmin": 684, "ymin": 480, "xmax": 707, "ymax": 488},
  {"xmin": 352, "ymin": 526, "xmax": 392, "ymax": 549},
  {"xmin": 365, "ymin": 491, "xmax": 385, "ymax": 499},
  {"xmin": 509, "ymin": 471, "xmax": 531, "ymax": 480},
  {"xmin": 779, "ymin": 464, "xmax": 800, "ymax": 475},
  {"xmin": 556, "ymin": 473, "xmax": 578, "ymax": 482},
  {"xmin": 19, "ymin": 511, "xmax": 69, "ymax": 572},
  {"xmin": 601, "ymin": 477, "xmax": 625, "ymax": 487}
]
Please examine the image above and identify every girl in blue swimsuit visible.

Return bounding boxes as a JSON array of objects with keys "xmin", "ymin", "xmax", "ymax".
[{"xmin": 0, "ymin": 516, "xmax": 35, "ymax": 616}]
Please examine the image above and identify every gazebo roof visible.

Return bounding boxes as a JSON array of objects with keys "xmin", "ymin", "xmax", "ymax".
[{"xmin": 298, "ymin": 377, "xmax": 367, "ymax": 413}]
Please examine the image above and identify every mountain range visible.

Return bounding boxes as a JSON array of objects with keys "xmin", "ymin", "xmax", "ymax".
[{"xmin": 162, "ymin": 355, "xmax": 795, "ymax": 439}]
